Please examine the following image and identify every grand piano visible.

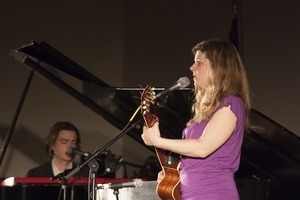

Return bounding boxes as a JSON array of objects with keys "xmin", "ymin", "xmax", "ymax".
[{"xmin": 1, "ymin": 41, "xmax": 300, "ymax": 200}]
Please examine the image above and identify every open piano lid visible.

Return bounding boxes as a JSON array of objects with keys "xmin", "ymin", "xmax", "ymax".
[{"xmin": 9, "ymin": 41, "xmax": 300, "ymax": 181}]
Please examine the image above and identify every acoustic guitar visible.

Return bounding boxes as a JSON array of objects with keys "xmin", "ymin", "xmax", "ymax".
[{"xmin": 141, "ymin": 85, "xmax": 181, "ymax": 200}]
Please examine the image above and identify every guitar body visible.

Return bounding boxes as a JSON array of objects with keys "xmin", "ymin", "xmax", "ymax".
[
  {"xmin": 155, "ymin": 148, "xmax": 181, "ymax": 200},
  {"xmin": 141, "ymin": 85, "xmax": 181, "ymax": 200}
]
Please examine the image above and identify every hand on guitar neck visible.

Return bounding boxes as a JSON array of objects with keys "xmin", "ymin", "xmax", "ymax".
[{"xmin": 141, "ymin": 85, "xmax": 181, "ymax": 200}]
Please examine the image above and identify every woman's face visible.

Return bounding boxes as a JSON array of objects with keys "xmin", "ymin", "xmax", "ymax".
[{"xmin": 189, "ymin": 50, "xmax": 212, "ymax": 89}]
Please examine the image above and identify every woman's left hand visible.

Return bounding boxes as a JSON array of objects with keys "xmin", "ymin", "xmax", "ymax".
[{"xmin": 141, "ymin": 122, "xmax": 161, "ymax": 146}]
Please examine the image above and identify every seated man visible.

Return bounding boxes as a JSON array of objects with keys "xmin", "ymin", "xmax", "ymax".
[{"xmin": 27, "ymin": 121, "xmax": 88, "ymax": 178}]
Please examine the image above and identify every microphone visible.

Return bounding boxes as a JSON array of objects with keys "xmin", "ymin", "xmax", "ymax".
[
  {"xmin": 67, "ymin": 147, "xmax": 90, "ymax": 157},
  {"xmin": 101, "ymin": 179, "xmax": 143, "ymax": 189},
  {"xmin": 155, "ymin": 76, "xmax": 190, "ymax": 99}
]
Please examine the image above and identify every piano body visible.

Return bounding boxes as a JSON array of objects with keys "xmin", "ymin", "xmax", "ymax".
[{"xmin": 1, "ymin": 41, "xmax": 300, "ymax": 200}]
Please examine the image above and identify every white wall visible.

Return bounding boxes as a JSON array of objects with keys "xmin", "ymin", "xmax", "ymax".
[
  {"xmin": 0, "ymin": 0, "xmax": 154, "ymax": 178},
  {"xmin": 241, "ymin": 0, "xmax": 300, "ymax": 135},
  {"xmin": 0, "ymin": 0, "xmax": 299, "ymax": 178}
]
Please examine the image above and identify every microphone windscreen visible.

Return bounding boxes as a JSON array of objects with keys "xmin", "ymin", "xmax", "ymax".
[{"xmin": 177, "ymin": 77, "xmax": 190, "ymax": 88}]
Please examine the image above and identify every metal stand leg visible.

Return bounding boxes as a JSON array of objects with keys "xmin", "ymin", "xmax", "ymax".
[{"xmin": 113, "ymin": 189, "xmax": 120, "ymax": 200}]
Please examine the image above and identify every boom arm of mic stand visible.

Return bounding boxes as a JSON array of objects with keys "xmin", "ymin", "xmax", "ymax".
[{"xmin": 63, "ymin": 119, "xmax": 142, "ymax": 180}]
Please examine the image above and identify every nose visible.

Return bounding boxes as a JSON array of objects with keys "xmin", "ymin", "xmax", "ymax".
[
  {"xmin": 71, "ymin": 143, "xmax": 77, "ymax": 149},
  {"xmin": 190, "ymin": 63, "xmax": 195, "ymax": 71},
  {"xmin": 67, "ymin": 143, "xmax": 76, "ymax": 151}
]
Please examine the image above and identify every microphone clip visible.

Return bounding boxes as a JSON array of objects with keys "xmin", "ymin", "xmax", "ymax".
[{"xmin": 155, "ymin": 95, "xmax": 168, "ymax": 108}]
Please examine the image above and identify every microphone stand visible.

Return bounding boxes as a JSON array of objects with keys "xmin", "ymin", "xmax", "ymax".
[
  {"xmin": 113, "ymin": 188, "xmax": 120, "ymax": 200},
  {"xmin": 62, "ymin": 119, "xmax": 142, "ymax": 200},
  {"xmin": 87, "ymin": 158, "xmax": 99, "ymax": 200}
]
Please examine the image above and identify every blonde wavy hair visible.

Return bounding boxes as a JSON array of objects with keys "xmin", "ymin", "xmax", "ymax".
[{"xmin": 188, "ymin": 39, "xmax": 251, "ymax": 129}]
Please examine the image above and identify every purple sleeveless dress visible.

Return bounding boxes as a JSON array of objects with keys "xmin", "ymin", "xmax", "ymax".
[{"xmin": 180, "ymin": 95, "xmax": 245, "ymax": 200}]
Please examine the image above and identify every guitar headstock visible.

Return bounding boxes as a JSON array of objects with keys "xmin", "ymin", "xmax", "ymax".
[{"xmin": 141, "ymin": 85, "xmax": 159, "ymax": 128}]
